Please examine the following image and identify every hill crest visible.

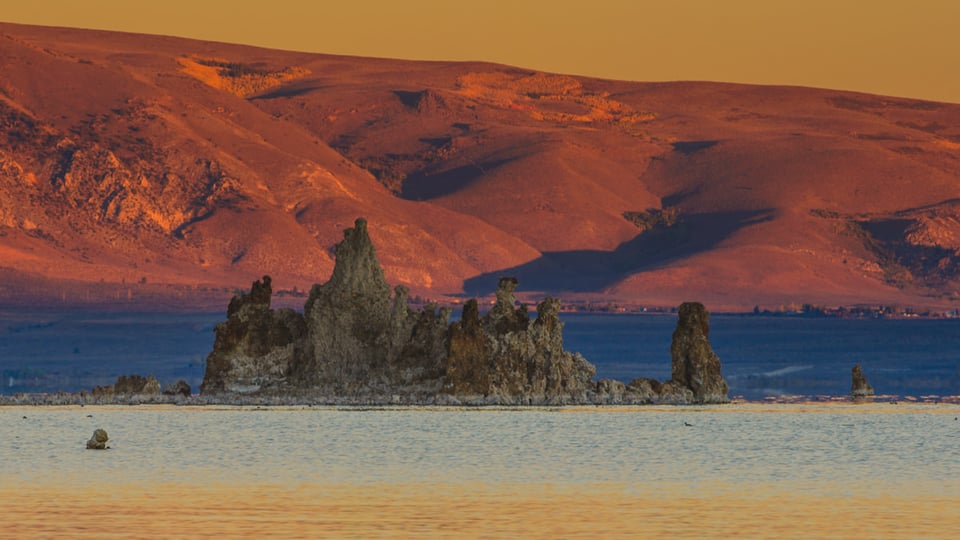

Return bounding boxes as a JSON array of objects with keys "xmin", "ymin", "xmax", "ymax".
[{"xmin": 1, "ymin": 22, "xmax": 959, "ymax": 312}]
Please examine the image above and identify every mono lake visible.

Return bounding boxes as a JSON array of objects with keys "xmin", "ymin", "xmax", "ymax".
[
  {"xmin": 2, "ymin": 310, "xmax": 958, "ymax": 400},
  {"xmin": 3, "ymin": 311, "xmax": 959, "ymax": 537},
  {"xmin": 563, "ymin": 314, "xmax": 960, "ymax": 399},
  {"xmin": 1, "ymin": 403, "xmax": 958, "ymax": 538}
]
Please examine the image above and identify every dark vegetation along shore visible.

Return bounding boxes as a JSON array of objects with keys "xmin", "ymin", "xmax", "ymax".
[{"xmin": 2, "ymin": 219, "xmax": 729, "ymax": 406}]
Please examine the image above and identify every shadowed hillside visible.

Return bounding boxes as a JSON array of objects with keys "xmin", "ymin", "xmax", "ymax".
[{"xmin": 1, "ymin": 23, "xmax": 959, "ymax": 311}]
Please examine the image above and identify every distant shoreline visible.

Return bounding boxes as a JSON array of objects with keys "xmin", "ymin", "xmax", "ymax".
[
  {"xmin": 4, "ymin": 301, "xmax": 959, "ymax": 320},
  {"xmin": 2, "ymin": 393, "xmax": 959, "ymax": 407}
]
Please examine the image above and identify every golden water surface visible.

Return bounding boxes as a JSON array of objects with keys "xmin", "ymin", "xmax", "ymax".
[
  {"xmin": 3, "ymin": 483, "xmax": 957, "ymax": 539},
  {"xmin": 1, "ymin": 403, "xmax": 958, "ymax": 539}
]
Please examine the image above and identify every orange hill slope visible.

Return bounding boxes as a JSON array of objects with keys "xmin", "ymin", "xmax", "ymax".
[{"xmin": 1, "ymin": 23, "xmax": 959, "ymax": 311}]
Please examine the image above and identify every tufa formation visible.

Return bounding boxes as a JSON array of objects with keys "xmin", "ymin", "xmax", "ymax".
[
  {"xmin": 851, "ymin": 364, "xmax": 875, "ymax": 399},
  {"xmin": 162, "ymin": 380, "xmax": 192, "ymax": 397},
  {"xmin": 594, "ymin": 302, "xmax": 729, "ymax": 404},
  {"xmin": 200, "ymin": 218, "xmax": 729, "ymax": 405},
  {"xmin": 445, "ymin": 278, "xmax": 596, "ymax": 404},
  {"xmin": 86, "ymin": 428, "xmax": 109, "ymax": 450},
  {"xmin": 293, "ymin": 218, "xmax": 451, "ymax": 398},
  {"xmin": 89, "ymin": 375, "xmax": 191, "ymax": 404},
  {"xmin": 666, "ymin": 302, "xmax": 730, "ymax": 404},
  {"xmin": 113, "ymin": 375, "xmax": 162, "ymax": 396},
  {"xmin": 200, "ymin": 274, "xmax": 306, "ymax": 394}
]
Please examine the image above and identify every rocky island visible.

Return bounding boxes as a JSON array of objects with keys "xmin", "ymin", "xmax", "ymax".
[{"xmin": 200, "ymin": 218, "xmax": 730, "ymax": 405}]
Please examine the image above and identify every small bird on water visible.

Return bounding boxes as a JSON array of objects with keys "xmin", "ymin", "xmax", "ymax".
[{"xmin": 684, "ymin": 421, "xmax": 693, "ymax": 427}]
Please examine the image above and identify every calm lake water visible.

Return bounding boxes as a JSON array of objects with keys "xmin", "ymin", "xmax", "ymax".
[
  {"xmin": 564, "ymin": 314, "xmax": 960, "ymax": 399},
  {"xmin": 1, "ymin": 404, "xmax": 959, "ymax": 538},
  {"xmin": 2, "ymin": 310, "xmax": 959, "ymax": 400},
  {"xmin": 2, "ymin": 311, "xmax": 958, "ymax": 537}
]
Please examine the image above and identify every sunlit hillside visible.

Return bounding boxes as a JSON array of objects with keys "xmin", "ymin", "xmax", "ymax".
[{"xmin": 2, "ymin": 22, "xmax": 960, "ymax": 311}]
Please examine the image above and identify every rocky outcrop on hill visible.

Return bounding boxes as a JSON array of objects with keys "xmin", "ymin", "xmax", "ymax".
[
  {"xmin": 199, "ymin": 218, "xmax": 730, "ymax": 405},
  {"xmin": 851, "ymin": 364, "xmax": 875, "ymax": 399}
]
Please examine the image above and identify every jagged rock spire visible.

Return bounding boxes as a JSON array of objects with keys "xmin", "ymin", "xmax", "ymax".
[
  {"xmin": 851, "ymin": 364, "xmax": 875, "ymax": 399},
  {"xmin": 669, "ymin": 302, "xmax": 729, "ymax": 404},
  {"xmin": 322, "ymin": 218, "xmax": 390, "ymax": 301}
]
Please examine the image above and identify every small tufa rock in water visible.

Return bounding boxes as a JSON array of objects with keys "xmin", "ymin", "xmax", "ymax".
[
  {"xmin": 851, "ymin": 364, "xmax": 875, "ymax": 399},
  {"xmin": 668, "ymin": 302, "xmax": 729, "ymax": 404},
  {"xmin": 113, "ymin": 374, "xmax": 162, "ymax": 396},
  {"xmin": 162, "ymin": 380, "xmax": 192, "ymax": 397},
  {"xmin": 86, "ymin": 428, "xmax": 109, "ymax": 450}
]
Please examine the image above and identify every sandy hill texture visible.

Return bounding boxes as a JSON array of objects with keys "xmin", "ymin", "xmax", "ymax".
[{"xmin": 1, "ymin": 23, "xmax": 959, "ymax": 311}]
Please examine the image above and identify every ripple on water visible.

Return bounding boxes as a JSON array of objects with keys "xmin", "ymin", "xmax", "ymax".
[{"xmin": 1, "ymin": 403, "xmax": 959, "ymax": 538}]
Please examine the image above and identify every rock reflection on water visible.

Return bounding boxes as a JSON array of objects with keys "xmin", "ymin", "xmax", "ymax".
[{"xmin": 1, "ymin": 404, "xmax": 959, "ymax": 539}]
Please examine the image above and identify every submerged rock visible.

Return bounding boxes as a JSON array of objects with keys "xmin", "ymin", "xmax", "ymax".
[
  {"xmin": 86, "ymin": 428, "xmax": 109, "ymax": 450},
  {"xmin": 851, "ymin": 364, "xmax": 875, "ymax": 398},
  {"xmin": 667, "ymin": 302, "xmax": 729, "ymax": 404}
]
